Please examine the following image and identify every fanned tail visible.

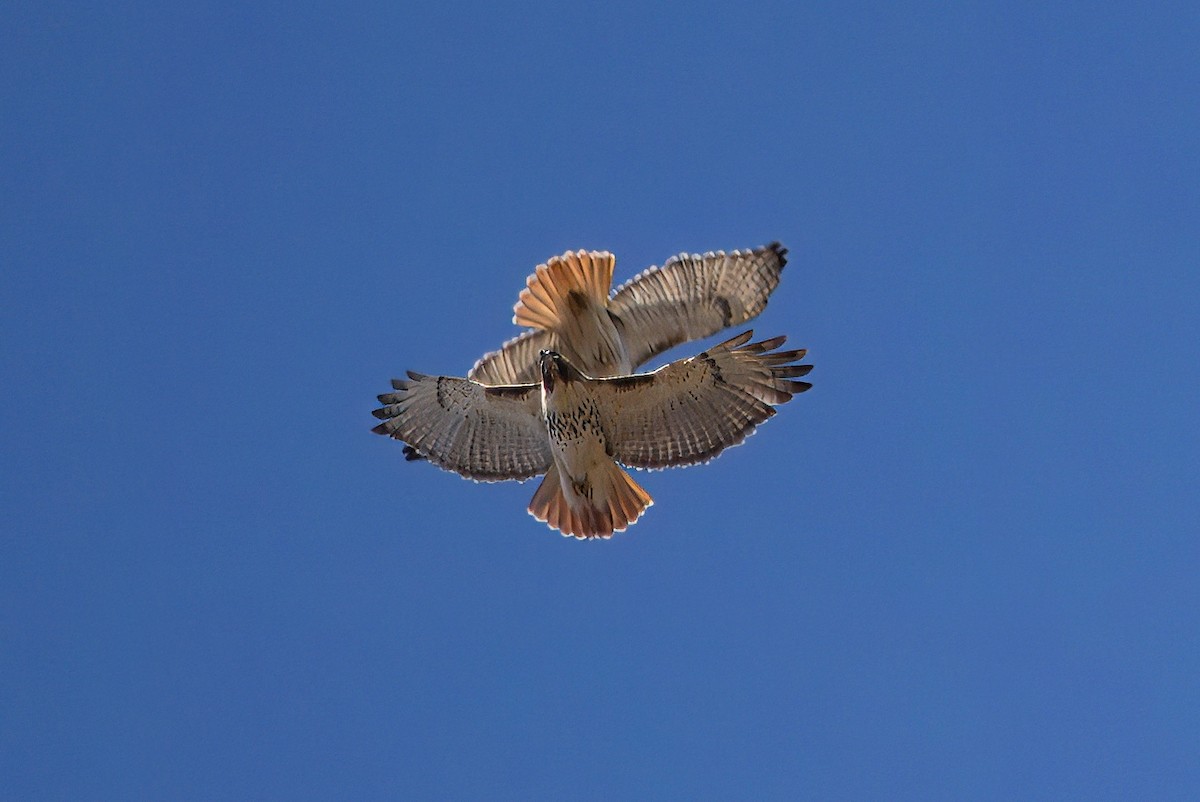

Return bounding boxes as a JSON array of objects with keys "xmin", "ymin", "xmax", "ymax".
[
  {"xmin": 528, "ymin": 462, "xmax": 653, "ymax": 540},
  {"xmin": 513, "ymin": 250, "xmax": 616, "ymax": 330}
]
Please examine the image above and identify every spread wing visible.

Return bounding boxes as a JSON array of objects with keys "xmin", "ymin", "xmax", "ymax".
[
  {"xmin": 466, "ymin": 243, "xmax": 787, "ymax": 385},
  {"xmin": 372, "ymin": 373, "xmax": 552, "ymax": 481},
  {"xmin": 592, "ymin": 330, "xmax": 811, "ymax": 469},
  {"xmin": 608, "ymin": 243, "xmax": 787, "ymax": 368},
  {"xmin": 467, "ymin": 329, "xmax": 555, "ymax": 385}
]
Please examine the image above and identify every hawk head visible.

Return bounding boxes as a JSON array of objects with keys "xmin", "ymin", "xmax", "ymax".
[{"xmin": 538, "ymin": 350, "xmax": 582, "ymax": 393}]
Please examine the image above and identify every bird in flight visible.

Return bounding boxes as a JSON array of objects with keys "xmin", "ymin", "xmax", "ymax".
[
  {"xmin": 402, "ymin": 242, "xmax": 788, "ymax": 461},
  {"xmin": 470, "ymin": 242, "xmax": 788, "ymax": 384},
  {"xmin": 373, "ymin": 330, "xmax": 812, "ymax": 539}
]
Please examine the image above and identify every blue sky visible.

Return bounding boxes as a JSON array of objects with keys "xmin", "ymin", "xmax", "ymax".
[{"xmin": 3, "ymin": 1, "xmax": 1197, "ymax": 798}]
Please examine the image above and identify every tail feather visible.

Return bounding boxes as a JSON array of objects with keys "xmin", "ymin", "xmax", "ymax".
[
  {"xmin": 513, "ymin": 250, "xmax": 616, "ymax": 330},
  {"xmin": 528, "ymin": 461, "xmax": 653, "ymax": 539},
  {"xmin": 528, "ymin": 462, "xmax": 561, "ymax": 521}
]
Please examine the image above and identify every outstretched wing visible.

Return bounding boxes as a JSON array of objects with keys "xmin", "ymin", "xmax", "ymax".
[
  {"xmin": 468, "ymin": 243, "xmax": 787, "ymax": 384},
  {"xmin": 467, "ymin": 329, "xmax": 555, "ymax": 385},
  {"xmin": 372, "ymin": 374, "xmax": 552, "ymax": 481},
  {"xmin": 593, "ymin": 330, "xmax": 811, "ymax": 469},
  {"xmin": 608, "ymin": 243, "xmax": 787, "ymax": 368}
]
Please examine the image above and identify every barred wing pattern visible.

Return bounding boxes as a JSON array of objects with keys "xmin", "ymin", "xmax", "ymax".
[
  {"xmin": 372, "ymin": 373, "xmax": 551, "ymax": 481},
  {"xmin": 609, "ymin": 243, "xmax": 787, "ymax": 369},
  {"xmin": 594, "ymin": 330, "xmax": 812, "ymax": 469},
  {"xmin": 468, "ymin": 329, "xmax": 552, "ymax": 386},
  {"xmin": 467, "ymin": 243, "xmax": 787, "ymax": 386}
]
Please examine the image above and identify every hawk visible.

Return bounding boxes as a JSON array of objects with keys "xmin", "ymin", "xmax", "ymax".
[
  {"xmin": 470, "ymin": 242, "xmax": 788, "ymax": 384},
  {"xmin": 403, "ymin": 242, "xmax": 788, "ymax": 461},
  {"xmin": 373, "ymin": 330, "xmax": 812, "ymax": 539}
]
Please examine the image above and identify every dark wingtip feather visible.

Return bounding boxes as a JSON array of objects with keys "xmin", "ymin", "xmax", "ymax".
[
  {"xmin": 371, "ymin": 407, "xmax": 393, "ymax": 420},
  {"xmin": 404, "ymin": 370, "xmax": 426, "ymax": 381},
  {"xmin": 759, "ymin": 349, "xmax": 807, "ymax": 366},
  {"xmin": 788, "ymin": 380, "xmax": 814, "ymax": 393},
  {"xmin": 716, "ymin": 329, "xmax": 754, "ymax": 350},
  {"xmin": 390, "ymin": 379, "xmax": 409, "ymax": 390},
  {"xmin": 751, "ymin": 334, "xmax": 787, "ymax": 352},
  {"xmin": 774, "ymin": 364, "xmax": 814, "ymax": 379},
  {"xmin": 370, "ymin": 422, "xmax": 392, "ymax": 435}
]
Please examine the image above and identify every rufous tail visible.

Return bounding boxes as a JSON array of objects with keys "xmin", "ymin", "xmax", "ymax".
[
  {"xmin": 528, "ymin": 462, "xmax": 653, "ymax": 540},
  {"xmin": 513, "ymin": 250, "xmax": 616, "ymax": 330}
]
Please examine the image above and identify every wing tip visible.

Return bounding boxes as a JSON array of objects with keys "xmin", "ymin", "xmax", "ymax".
[
  {"xmin": 716, "ymin": 329, "xmax": 755, "ymax": 349},
  {"xmin": 763, "ymin": 240, "xmax": 788, "ymax": 267},
  {"xmin": 751, "ymin": 334, "xmax": 787, "ymax": 352},
  {"xmin": 774, "ymin": 363, "xmax": 814, "ymax": 379}
]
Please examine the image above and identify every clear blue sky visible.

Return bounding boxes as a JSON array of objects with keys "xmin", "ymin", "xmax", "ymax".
[{"xmin": 3, "ymin": 2, "xmax": 1197, "ymax": 798}]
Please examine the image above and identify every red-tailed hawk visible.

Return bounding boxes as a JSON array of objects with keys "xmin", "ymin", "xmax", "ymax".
[
  {"xmin": 402, "ymin": 242, "xmax": 788, "ymax": 461},
  {"xmin": 372, "ymin": 331, "xmax": 812, "ymax": 539},
  {"xmin": 470, "ymin": 242, "xmax": 788, "ymax": 385}
]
